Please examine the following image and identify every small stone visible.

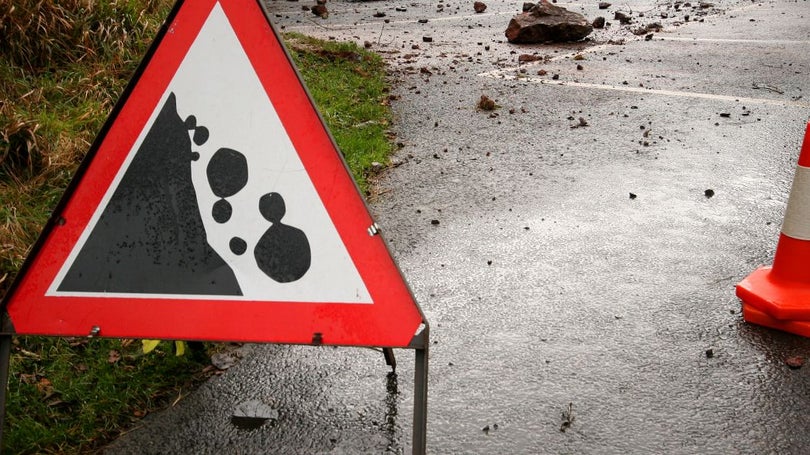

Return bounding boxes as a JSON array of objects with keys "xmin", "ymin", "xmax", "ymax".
[
  {"xmin": 629, "ymin": 192, "xmax": 637, "ymax": 199},
  {"xmin": 312, "ymin": 4, "xmax": 328, "ymax": 18},
  {"xmin": 373, "ymin": 11, "xmax": 386, "ymax": 17},
  {"xmin": 477, "ymin": 95, "xmax": 497, "ymax": 111},
  {"xmin": 704, "ymin": 189, "xmax": 715, "ymax": 198},
  {"xmin": 422, "ymin": 36, "xmax": 433, "ymax": 42},
  {"xmin": 592, "ymin": 16, "xmax": 606, "ymax": 28},
  {"xmin": 519, "ymin": 54, "xmax": 542, "ymax": 62},
  {"xmin": 614, "ymin": 11, "xmax": 632, "ymax": 24},
  {"xmin": 598, "ymin": 1, "xmax": 611, "ymax": 8},
  {"xmin": 786, "ymin": 356, "xmax": 805, "ymax": 369},
  {"xmin": 211, "ymin": 352, "xmax": 239, "ymax": 370},
  {"xmin": 705, "ymin": 348, "xmax": 714, "ymax": 358},
  {"xmin": 431, "ymin": 219, "xmax": 440, "ymax": 225},
  {"xmin": 418, "ymin": 18, "xmax": 429, "ymax": 23},
  {"xmin": 474, "ymin": 1, "xmax": 487, "ymax": 13}
]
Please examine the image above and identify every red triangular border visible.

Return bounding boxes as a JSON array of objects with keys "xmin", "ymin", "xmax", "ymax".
[{"xmin": 1, "ymin": 0, "xmax": 424, "ymax": 347}]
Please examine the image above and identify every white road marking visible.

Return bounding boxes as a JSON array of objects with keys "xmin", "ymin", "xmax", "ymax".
[
  {"xmin": 659, "ymin": 36, "xmax": 810, "ymax": 45},
  {"xmin": 476, "ymin": 74, "xmax": 810, "ymax": 108}
]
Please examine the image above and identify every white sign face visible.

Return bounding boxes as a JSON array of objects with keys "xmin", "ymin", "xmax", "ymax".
[{"xmin": 49, "ymin": 3, "xmax": 372, "ymax": 303}]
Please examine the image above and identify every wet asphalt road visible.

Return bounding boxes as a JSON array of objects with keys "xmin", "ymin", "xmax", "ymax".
[{"xmin": 107, "ymin": 0, "xmax": 810, "ymax": 453}]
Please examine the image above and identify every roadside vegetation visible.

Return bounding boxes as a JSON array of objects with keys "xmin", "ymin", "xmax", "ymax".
[{"xmin": 0, "ymin": 2, "xmax": 394, "ymax": 453}]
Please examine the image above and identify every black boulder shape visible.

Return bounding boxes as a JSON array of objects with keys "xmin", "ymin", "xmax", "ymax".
[
  {"xmin": 207, "ymin": 148, "xmax": 248, "ymax": 198},
  {"xmin": 58, "ymin": 92, "xmax": 242, "ymax": 295},
  {"xmin": 254, "ymin": 192, "xmax": 311, "ymax": 283}
]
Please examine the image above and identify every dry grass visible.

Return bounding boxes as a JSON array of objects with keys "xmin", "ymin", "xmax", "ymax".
[
  {"xmin": 0, "ymin": 0, "xmax": 173, "ymax": 298},
  {"xmin": 0, "ymin": 0, "xmax": 167, "ymax": 72}
]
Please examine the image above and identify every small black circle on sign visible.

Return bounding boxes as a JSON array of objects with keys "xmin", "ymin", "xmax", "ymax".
[
  {"xmin": 212, "ymin": 199, "xmax": 233, "ymax": 224},
  {"xmin": 230, "ymin": 237, "xmax": 248, "ymax": 255}
]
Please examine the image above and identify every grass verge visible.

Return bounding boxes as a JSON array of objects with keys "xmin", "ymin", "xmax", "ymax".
[{"xmin": 1, "ymin": 4, "xmax": 394, "ymax": 454}]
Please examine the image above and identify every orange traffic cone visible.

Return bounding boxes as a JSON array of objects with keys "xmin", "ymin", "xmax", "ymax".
[{"xmin": 737, "ymin": 121, "xmax": 810, "ymax": 337}]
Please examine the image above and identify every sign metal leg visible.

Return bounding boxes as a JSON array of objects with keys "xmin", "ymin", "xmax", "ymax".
[
  {"xmin": 383, "ymin": 347, "xmax": 397, "ymax": 372},
  {"xmin": 412, "ymin": 338, "xmax": 428, "ymax": 455}
]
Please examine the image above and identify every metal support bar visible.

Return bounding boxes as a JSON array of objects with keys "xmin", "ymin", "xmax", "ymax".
[
  {"xmin": 383, "ymin": 347, "xmax": 396, "ymax": 372},
  {"xmin": 412, "ymin": 335, "xmax": 429, "ymax": 455},
  {"xmin": 0, "ymin": 334, "xmax": 12, "ymax": 451}
]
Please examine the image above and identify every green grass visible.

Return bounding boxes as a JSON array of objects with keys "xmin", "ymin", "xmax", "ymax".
[
  {"xmin": 6, "ymin": 338, "xmax": 210, "ymax": 454},
  {"xmin": 284, "ymin": 32, "xmax": 394, "ymax": 194},
  {"xmin": 0, "ymin": 5, "xmax": 395, "ymax": 454}
]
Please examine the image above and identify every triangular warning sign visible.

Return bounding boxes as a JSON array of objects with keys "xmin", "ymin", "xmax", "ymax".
[{"xmin": 1, "ymin": 0, "xmax": 424, "ymax": 347}]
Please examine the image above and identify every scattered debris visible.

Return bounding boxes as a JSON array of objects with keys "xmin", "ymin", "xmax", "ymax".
[
  {"xmin": 505, "ymin": 0, "xmax": 593, "ymax": 43},
  {"xmin": 211, "ymin": 350, "xmax": 241, "ymax": 370},
  {"xmin": 477, "ymin": 95, "xmax": 497, "ymax": 111},
  {"xmin": 560, "ymin": 402, "xmax": 575, "ymax": 432},
  {"xmin": 518, "ymin": 54, "xmax": 543, "ymax": 63},
  {"xmin": 752, "ymin": 82, "xmax": 784, "ymax": 94},
  {"xmin": 231, "ymin": 399, "xmax": 279, "ymax": 430},
  {"xmin": 570, "ymin": 117, "xmax": 588, "ymax": 128},
  {"xmin": 614, "ymin": 11, "xmax": 632, "ymax": 24},
  {"xmin": 786, "ymin": 356, "xmax": 805, "ymax": 369},
  {"xmin": 311, "ymin": 3, "xmax": 328, "ymax": 18},
  {"xmin": 108, "ymin": 350, "xmax": 121, "ymax": 364},
  {"xmin": 633, "ymin": 22, "xmax": 663, "ymax": 34},
  {"xmin": 474, "ymin": 1, "xmax": 487, "ymax": 13}
]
